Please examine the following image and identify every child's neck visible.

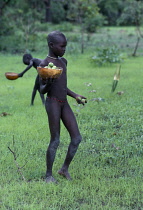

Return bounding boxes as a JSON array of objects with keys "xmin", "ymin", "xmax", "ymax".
[{"xmin": 47, "ymin": 55, "xmax": 59, "ymax": 60}]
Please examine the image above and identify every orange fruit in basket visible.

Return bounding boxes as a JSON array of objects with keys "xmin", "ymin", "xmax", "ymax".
[
  {"xmin": 5, "ymin": 72, "xmax": 19, "ymax": 80},
  {"xmin": 37, "ymin": 66, "xmax": 63, "ymax": 79}
]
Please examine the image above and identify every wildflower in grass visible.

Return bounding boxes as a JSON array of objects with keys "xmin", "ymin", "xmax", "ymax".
[
  {"xmin": 89, "ymin": 90, "xmax": 96, "ymax": 93},
  {"xmin": 91, "ymin": 98, "xmax": 105, "ymax": 102},
  {"xmin": 111, "ymin": 65, "xmax": 121, "ymax": 92},
  {"xmin": 84, "ymin": 82, "xmax": 92, "ymax": 86}
]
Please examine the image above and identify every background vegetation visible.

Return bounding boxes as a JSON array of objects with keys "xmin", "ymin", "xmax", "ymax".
[{"xmin": 0, "ymin": 0, "xmax": 143, "ymax": 55}]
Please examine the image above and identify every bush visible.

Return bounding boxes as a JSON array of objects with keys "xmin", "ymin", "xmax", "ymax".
[
  {"xmin": 85, "ymin": 14, "xmax": 106, "ymax": 33},
  {"xmin": 0, "ymin": 35, "xmax": 24, "ymax": 53},
  {"xmin": 66, "ymin": 42, "xmax": 81, "ymax": 54},
  {"xmin": 51, "ymin": 1, "xmax": 66, "ymax": 24},
  {"xmin": 66, "ymin": 33, "xmax": 79, "ymax": 42},
  {"xmin": 54, "ymin": 22, "xmax": 74, "ymax": 32},
  {"xmin": 92, "ymin": 45, "xmax": 124, "ymax": 65}
]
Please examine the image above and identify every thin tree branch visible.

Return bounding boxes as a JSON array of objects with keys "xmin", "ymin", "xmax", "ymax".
[{"xmin": 8, "ymin": 136, "xmax": 27, "ymax": 182}]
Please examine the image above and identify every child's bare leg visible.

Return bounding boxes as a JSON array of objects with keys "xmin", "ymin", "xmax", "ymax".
[
  {"xmin": 37, "ymin": 76, "xmax": 45, "ymax": 105},
  {"xmin": 58, "ymin": 102, "xmax": 82, "ymax": 180},
  {"xmin": 31, "ymin": 75, "xmax": 45, "ymax": 105},
  {"xmin": 31, "ymin": 87, "xmax": 37, "ymax": 105},
  {"xmin": 45, "ymin": 98, "xmax": 61, "ymax": 182},
  {"xmin": 46, "ymin": 136, "xmax": 60, "ymax": 180},
  {"xmin": 58, "ymin": 135, "xmax": 81, "ymax": 180},
  {"xmin": 39, "ymin": 93, "xmax": 45, "ymax": 105}
]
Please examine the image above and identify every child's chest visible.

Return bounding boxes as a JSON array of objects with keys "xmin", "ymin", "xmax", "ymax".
[{"xmin": 53, "ymin": 59, "xmax": 66, "ymax": 70}]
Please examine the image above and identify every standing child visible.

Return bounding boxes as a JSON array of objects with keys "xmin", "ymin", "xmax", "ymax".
[
  {"xmin": 39, "ymin": 31, "xmax": 87, "ymax": 183},
  {"xmin": 18, "ymin": 54, "xmax": 45, "ymax": 105}
]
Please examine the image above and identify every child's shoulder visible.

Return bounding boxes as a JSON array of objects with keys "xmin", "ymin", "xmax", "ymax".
[
  {"xmin": 33, "ymin": 58, "xmax": 42, "ymax": 62},
  {"xmin": 39, "ymin": 58, "xmax": 47, "ymax": 67},
  {"xmin": 60, "ymin": 57, "xmax": 67, "ymax": 65},
  {"xmin": 32, "ymin": 58, "xmax": 42, "ymax": 66}
]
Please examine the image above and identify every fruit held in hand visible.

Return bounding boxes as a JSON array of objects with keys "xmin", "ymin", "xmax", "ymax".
[
  {"xmin": 77, "ymin": 96, "xmax": 82, "ymax": 100},
  {"xmin": 76, "ymin": 97, "xmax": 87, "ymax": 105},
  {"xmin": 81, "ymin": 99, "xmax": 87, "ymax": 105},
  {"xmin": 81, "ymin": 99, "xmax": 86, "ymax": 103}
]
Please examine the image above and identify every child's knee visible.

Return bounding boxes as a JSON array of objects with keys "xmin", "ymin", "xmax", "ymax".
[
  {"xmin": 72, "ymin": 135, "xmax": 82, "ymax": 146},
  {"xmin": 50, "ymin": 138, "xmax": 60, "ymax": 149}
]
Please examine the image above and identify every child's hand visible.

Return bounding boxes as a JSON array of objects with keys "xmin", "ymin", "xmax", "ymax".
[
  {"xmin": 39, "ymin": 77, "xmax": 56, "ymax": 85},
  {"xmin": 39, "ymin": 76, "xmax": 57, "ymax": 94},
  {"xmin": 46, "ymin": 78, "xmax": 56, "ymax": 84},
  {"xmin": 76, "ymin": 95, "xmax": 87, "ymax": 105},
  {"xmin": 18, "ymin": 73, "xmax": 23, "ymax": 77}
]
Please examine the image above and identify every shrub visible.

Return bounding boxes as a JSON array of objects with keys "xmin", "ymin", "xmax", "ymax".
[
  {"xmin": 0, "ymin": 35, "xmax": 24, "ymax": 53},
  {"xmin": 51, "ymin": 1, "xmax": 66, "ymax": 24},
  {"xmin": 66, "ymin": 42, "xmax": 81, "ymax": 54},
  {"xmin": 92, "ymin": 45, "xmax": 124, "ymax": 65},
  {"xmin": 85, "ymin": 14, "xmax": 106, "ymax": 33},
  {"xmin": 66, "ymin": 33, "xmax": 79, "ymax": 42},
  {"xmin": 54, "ymin": 22, "xmax": 74, "ymax": 32}
]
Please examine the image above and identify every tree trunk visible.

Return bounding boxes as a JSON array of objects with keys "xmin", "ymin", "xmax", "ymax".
[
  {"xmin": 132, "ymin": 36, "xmax": 140, "ymax": 57},
  {"xmin": 79, "ymin": 14, "xmax": 84, "ymax": 54},
  {"xmin": 81, "ymin": 29, "xmax": 84, "ymax": 54},
  {"xmin": 44, "ymin": 0, "xmax": 51, "ymax": 22}
]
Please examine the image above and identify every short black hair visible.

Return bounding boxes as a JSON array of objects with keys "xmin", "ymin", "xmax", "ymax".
[
  {"xmin": 47, "ymin": 31, "xmax": 66, "ymax": 44},
  {"xmin": 23, "ymin": 53, "xmax": 33, "ymax": 64}
]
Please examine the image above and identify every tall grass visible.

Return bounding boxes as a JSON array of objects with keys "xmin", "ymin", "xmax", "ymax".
[{"xmin": 0, "ymin": 52, "xmax": 143, "ymax": 209}]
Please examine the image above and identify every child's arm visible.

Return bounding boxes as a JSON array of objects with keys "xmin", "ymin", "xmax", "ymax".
[
  {"xmin": 18, "ymin": 60, "xmax": 33, "ymax": 77},
  {"xmin": 39, "ymin": 77, "xmax": 55, "ymax": 94},
  {"xmin": 67, "ymin": 88, "xmax": 87, "ymax": 105}
]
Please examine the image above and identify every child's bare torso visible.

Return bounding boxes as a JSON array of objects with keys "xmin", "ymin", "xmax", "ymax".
[
  {"xmin": 32, "ymin": 58, "xmax": 42, "ymax": 69},
  {"xmin": 40, "ymin": 57, "xmax": 67, "ymax": 101}
]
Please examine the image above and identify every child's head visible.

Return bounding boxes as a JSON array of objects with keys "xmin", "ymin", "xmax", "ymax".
[
  {"xmin": 47, "ymin": 31, "xmax": 67, "ymax": 57},
  {"xmin": 23, "ymin": 54, "xmax": 33, "ymax": 65}
]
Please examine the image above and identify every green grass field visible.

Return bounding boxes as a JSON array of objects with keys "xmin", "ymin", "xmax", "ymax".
[{"xmin": 0, "ymin": 46, "xmax": 143, "ymax": 209}]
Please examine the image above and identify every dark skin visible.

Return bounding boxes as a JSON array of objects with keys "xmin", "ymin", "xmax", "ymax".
[
  {"xmin": 39, "ymin": 31, "xmax": 87, "ymax": 183},
  {"xmin": 18, "ymin": 54, "xmax": 45, "ymax": 106}
]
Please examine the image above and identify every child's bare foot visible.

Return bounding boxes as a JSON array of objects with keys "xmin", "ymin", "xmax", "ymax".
[
  {"xmin": 45, "ymin": 176, "xmax": 57, "ymax": 183},
  {"xmin": 58, "ymin": 169, "xmax": 72, "ymax": 180}
]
